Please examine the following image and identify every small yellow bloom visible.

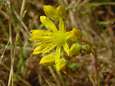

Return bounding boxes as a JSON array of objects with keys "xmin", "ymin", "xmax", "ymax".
[
  {"xmin": 30, "ymin": 5, "xmax": 81, "ymax": 71},
  {"xmin": 31, "ymin": 16, "xmax": 70, "ymax": 71}
]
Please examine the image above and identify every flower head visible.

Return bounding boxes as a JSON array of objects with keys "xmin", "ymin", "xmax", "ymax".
[{"xmin": 30, "ymin": 5, "xmax": 81, "ymax": 71}]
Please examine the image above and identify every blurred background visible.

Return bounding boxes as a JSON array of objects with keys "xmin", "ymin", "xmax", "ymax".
[{"xmin": 0, "ymin": 0, "xmax": 115, "ymax": 86}]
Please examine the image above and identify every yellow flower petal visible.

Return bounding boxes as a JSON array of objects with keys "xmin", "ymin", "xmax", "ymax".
[
  {"xmin": 40, "ymin": 16, "xmax": 57, "ymax": 32},
  {"xmin": 55, "ymin": 58, "xmax": 66, "ymax": 71},
  {"xmin": 70, "ymin": 28, "xmax": 81, "ymax": 42},
  {"xmin": 42, "ymin": 43, "xmax": 56, "ymax": 54},
  {"xmin": 56, "ymin": 6, "xmax": 66, "ymax": 19},
  {"xmin": 59, "ymin": 18, "xmax": 65, "ymax": 32},
  {"xmin": 32, "ymin": 46, "xmax": 43, "ymax": 55},
  {"xmin": 63, "ymin": 43, "xmax": 69, "ymax": 56},
  {"xmin": 40, "ymin": 53, "xmax": 55, "ymax": 64},
  {"xmin": 55, "ymin": 47, "xmax": 61, "ymax": 63},
  {"xmin": 31, "ymin": 29, "xmax": 52, "ymax": 40},
  {"xmin": 43, "ymin": 5, "xmax": 58, "ymax": 20}
]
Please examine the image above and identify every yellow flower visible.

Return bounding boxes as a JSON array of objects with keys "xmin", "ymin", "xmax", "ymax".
[
  {"xmin": 31, "ymin": 16, "xmax": 70, "ymax": 71},
  {"xmin": 30, "ymin": 5, "xmax": 81, "ymax": 71}
]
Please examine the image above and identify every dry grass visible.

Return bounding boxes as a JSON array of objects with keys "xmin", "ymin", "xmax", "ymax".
[{"xmin": 0, "ymin": 0, "xmax": 115, "ymax": 86}]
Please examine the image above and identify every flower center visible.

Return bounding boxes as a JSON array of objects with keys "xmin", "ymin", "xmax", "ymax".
[{"xmin": 53, "ymin": 31, "xmax": 67, "ymax": 46}]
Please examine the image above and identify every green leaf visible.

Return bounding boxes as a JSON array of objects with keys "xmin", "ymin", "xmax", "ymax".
[
  {"xmin": 69, "ymin": 43, "xmax": 81, "ymax": 56},
  {"xmin": 68, "ymin": 63, "xmax": 80, "ymax": 71},
  {"xmin": 63, "ymin": 43, "xmax": 69, "ymax": 56},
  {"xmin": 59, "ymin": 18, "xmax": 65, "ymax": 31},
  {"xmin": 55, "ymin": 58, "xmax": 66, "ymax": 71},
  {"xmin": 40, "ymin": 16, "xmax": 57, "ymax": 32},
  {"xmin": 43, "ymin": 5, "xmax": 58, "ymax": 20},
  {"xmin": 40, "ymin": 53, "xmax": 55, "ymax": 64}
]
